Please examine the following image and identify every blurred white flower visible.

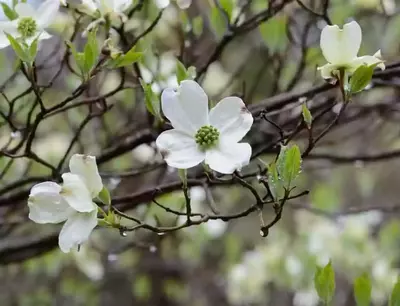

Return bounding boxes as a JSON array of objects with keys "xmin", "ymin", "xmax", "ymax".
[
  {"xmin": 28, "ymin": 154, "xmax": 103, "ymax": 253},
  {"xmin": 156, "ymin": 80, "xmax": 253, "ymax": 174},
  {"xmin": 82, "ymin": 0, "xmax": 131, "ymax": 15},
  {"xmin": 0, "ymin": 0, "xmax": 60, "ymax": 48},
  {"xmin": 81, "ymin": 0, "xmax": 131, "ymax": 34},
  {"xmin": 203, "ymin": 219, "xmax": 227, "ymax": 238},
  {"xmin": 154, "ymin": 0, "xmax": 191, "ymax": 9},
  {"xmin": 293, "ymin": 289, "xmax": 319, "ymax": 306},
  {"xmin": 285, "ymin": 255, "xmax": 303, "ymax": 276},
  {"xmin": 318, "ymin": 21, "xmax": 384, "ymax": 79}
]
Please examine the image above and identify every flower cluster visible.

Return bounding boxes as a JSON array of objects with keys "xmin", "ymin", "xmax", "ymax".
[{"xmin": 28, "ymin": 154, "xmax": 103, "ymax": 253}]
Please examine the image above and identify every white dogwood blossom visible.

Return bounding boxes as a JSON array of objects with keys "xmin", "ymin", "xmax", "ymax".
[
  {"xmin": 318, "ymin": 21, "xmax": 385, "ymax": 79},
  {"xmin": 28, "ymin": 154, "xmax": 103, "ymax": 253},
  {"xmin": 154, "ymin": 0, "xmax": 191, "ymax": 9},
  {"xmin": 80, "ymin": 0, "xmax": 131, "ymax": 34},
  {"xmin": 156, "ymin": 80, "xmax": 253, "ymax": 174},
  {"xmin": 81, "ymin": 0, "xmax": 132, "ymax": 16},
  {"xmin": 0, "ymin": 0, "xmax": 60, "ymax": 48}
]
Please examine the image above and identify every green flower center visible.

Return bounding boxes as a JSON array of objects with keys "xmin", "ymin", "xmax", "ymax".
[
  {"xmin": 195, "ymin": 125, "xmax": 219, "ymax": 150},
  {"xmin": 17, "ymin": 17, "xmax": 37, "ymax": 38}
]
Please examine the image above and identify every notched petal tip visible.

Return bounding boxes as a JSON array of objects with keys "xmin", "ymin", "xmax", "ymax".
[{"xmin": 241, "ymin": 105, "xmax": 251, "ymax": 114}]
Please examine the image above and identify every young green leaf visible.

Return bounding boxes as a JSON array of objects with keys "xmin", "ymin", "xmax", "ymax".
[
  {"xmin": 277, "ymin": 144, "xmax": 302, "ymax": 189},
  {"xmin": 302, "ymin": 103, "xmax": 312, "ymax": 129},
  {"xmin": 98, "ymin": 186, "xmax": 111, "ymax": 206},
  {"xmin": 219, "ymin": 0, "xmax": 234, "ymax": 20},
  {"xmin": 1, "ymin": 2, "xmax": 18, "ymax": 20},
  {"xmin": 66, "ymin": 40, "xmax": 86, "ymax": 77},
  {"xmin": 139, "ymin": 78, "xmax": 161, "ymax": 119},
  {"xmin": 353, "ymin": 273, "xmax": 371, "ymax": 306},
  {"xmin": 192, "ymin": 15, "xmax": 203, "ymax": 37},
  {"xmin": 176, "ymin": 60, "xmax": 187, "ymax": 84},
  {"xmin": 83, "ymin": 28, "xmax": 99, "ymax": 74},
  {"xmin": 267, "ymin": 162, "xmax": 283, "ymax": 202},
  {"xmin": 210, "ymin": 7, "xmax": 226, "ymax": 38},
  {"xmin": 5, "ymin": 33, "xmax": 30, "ymax": 62},
  {"xmin": 349, "ymin": 64, "xmax": 374, "ymax": 94},
  {"xmin": 314, "ymin": 261, "xmax": 336, "ymax": 304},
  {"xmin": 28, "ymin": 36, "xmax": 39, "ymax": 60},
  {"xmin": 390, "ymin": 278, "xmax": 400, "ymax": 306},
  {"xmin": 111, "ymin": 46, "xmax": 143, "ymax": 68}
]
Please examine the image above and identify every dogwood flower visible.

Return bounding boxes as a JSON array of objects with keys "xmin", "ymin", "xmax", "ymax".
[
  {"xmin": 28, "ymin": 154, "xmax": 103, "ymax": 253},
  {"xmin": 155, "ymin": 0, "xmax": 191, "ymax": 9},
  {"xmin": 81, "ymin": 0, "xmax": 131, "ymax": 17},
  {"xmin": 156, "ymin": 80, "xmax": 253, "ymax": 174},
  {"xmin": 0, "ymin": 0, "xmax": 60, "ymax": 49},
  {"xmin": 318, "ymin": 21, "xmax": 385, "ymax": 79},
  {"xmin": 80, "ymin": 0, "xmax": 131, "ymax": 34}
]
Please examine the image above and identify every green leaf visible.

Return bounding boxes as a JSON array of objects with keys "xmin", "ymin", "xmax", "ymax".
[
  {"xmin": 139, "ymin": 78, "xmax": 160, "ymax": 119},
  {"xmin": 259, "ymin": 15, "xmax": 288, "ymax": 54},
  {"xmin": 192, "ymin": 15, "xmax": 203, "ymax": 37},
  {"xmin": 176, "ymin": 60, "xmax": 187, "ymax": 84},
  {"xmin": 28, "ymin": 36, "xmax": 39, "ymax": 60},
  {"xmin": 210, "ymin": 7, "xmax": 226, "ymax": 38},
  {"xmin": 267, "ymin": 162, "xmax": 282, "ymax": 202},
  {"xmin": 1, "ymin": 2, "xmax": 17, "ymax": 20},
  {"xmin": 83, "ymin": 28, "xmax": 99, "ymax": 74},
  {"xmin": 314, "ymin": 261, "xmax": 335, "ymax": 304},
  {"xmin": 390, "ymin": 278, "xmax": 400, "ymax": 306},
  {"xmin": 111, "ymin": 46, "xmax": 143, "ymax": 68},
  {"xmin": 277, "ymin": 144, "xmax": 302, "ymax": 189},
  {"xmin": 353, "ymin": 273, "xmax": 371, "ymax": 306},
  {"xmin": 5, "ymin": 33, "xmax": 30, "ymax": 62},
  {"xmin": 98, "ymin": 186, "xmax": 111, "ymax": 206},
  {"xmin": 66, "ymin": 40, "xmax": 86, "ymax": 77},
  {"xmin": 349, "ymin": 64, "xmax": 374, "ymax": 94},
  {"xmin": 302, "ymin": 103, "xmax": 312, "ymax": 129},
  {"xmin": 219, "ymin": 0, "xmax": 234, "ymax": 20}
]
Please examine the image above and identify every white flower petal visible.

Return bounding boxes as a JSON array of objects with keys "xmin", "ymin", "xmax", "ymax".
[
  {"xmin": 36, "ymin": 0, "xmax": 61, "ymax": 28},
  {"xmin": 61, "ymin": 173, "xmax": 96, "ymax": 212},
  {"xmin": 349, "ymin": 53, "xmax": 385, "ymax": 72},
  {"xmin": 317, "ymin": 63, "xmax": 340, "ymax": 79},
  {"xmin": 15, "ymin": 3, "xmax": 36, "ymax": 18},
  {"xmin": 161, "ymin": 80, "xmax": 209, "ymax": 135},
  {"xmin": 115, "ymin": 0, "xmax": 132, "ymax": 12},
  {"xmin": 0, "ymin": 21, "xmax": 18, "ymax": 49},
  {"xmin": 58, "ymin": 209, "xmax": 98, "ymax": 253},
  {"xmin": 154, "ymin": 0, "xmax": 170, "ymax": 8},
  {"xmin": 205, "ymin": 142, "xmax": 251, "ymax": 174},
  {"xmin": 209, "ymin": 96, "xmax": 253, "ymax": 143},
  {"xmin": 69, "ymin": 154, "xmax": 103, "ymax": 198},
  {"xmin": 320, "ymin": 21, "xmax": 361, "ymax": 65},
  {"xmin": 28, "ymin": 182, "xmax": 73, "ymax": 224},
  {"xmin": 177, "ymin": 0, "xmax": 191, "ymax": 9},
  {"xmin": 81, "ymin": 0, "xmax": 98, "ymax": 12},
  {"xmin": 156, "ymin": 129, "xmax": 205, "ymax": 169}
]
